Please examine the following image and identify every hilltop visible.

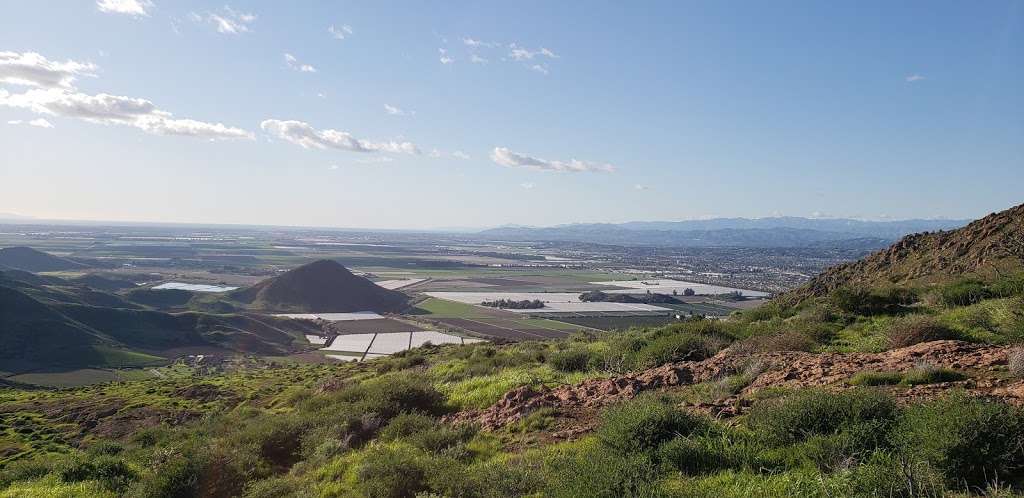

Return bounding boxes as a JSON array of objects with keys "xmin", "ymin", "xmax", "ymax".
[
  {"xmin": 0, "ymin": 246, "xmax": 88, "ymax": 272},
  {"xmin": 783, "ymin": 203, "xmax": 1024, "ymax": 302},
  {"xmin": 230, "ymin": 259, "xmax": 409, "ymax": 313}
]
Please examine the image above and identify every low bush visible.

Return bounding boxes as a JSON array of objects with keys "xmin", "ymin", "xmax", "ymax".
[
  {"xmin": 597, "ymin": 396, "xmax": 708, "ymax": 454},
  {"xmin": 352, "ymin": 444, "xmax": 433, "ymax": 498},
  {"xmin": 848, "ymin": 371, "xmax": 903, "ymax": 386},
  {"xmin": 543, "ymin": 442, "xmax": 661, "ymax": 498},
  {"xmin": 991, "ymin": 274, "xmax": 1024, "ymax": 298},
  {"xmin": 549, "ymin": 347, "xmax": 596, "ymax": 372},
  {"xmin": 939, "ymin": 279, "xmax": 990, "ymax": 307},
  {"xmin": 894, "ymin": 392, "xmax": 1024, "ymax": 489},
  {"xmin": 900, "ymin": 365, "xmax": 967, "ymax": 386},
  {"xmin": 746, "ymin": 388, "xmax": 898, "ymax": 446},
  {"xmin": 885, "ymin": 315, "xmax": 960, "ymax": 349}
]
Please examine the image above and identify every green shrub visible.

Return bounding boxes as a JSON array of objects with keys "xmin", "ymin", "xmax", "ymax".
[
  {"xmin": 939, "ymin": 279, "xmax": 990, "ymax": 307},
  {"xmin": 900, "ymin": 366, "xmax": 966, "ymax": 386},
  {"xmin": 746, "ymin": 388, "xmax": 898, "ymax": 446},
  {"xmin": 894, "ymin": 392, "xmax": 1024, "ymax": 488},
  {"xmin": 334, "ymin": 372, "xmax": 446, "ymax": 418},
  {"xmin": 543, "ymin": 443, "xmax": 660, "ymax": 498},
  {"xmin": 353, "ymin": 444, "xmax": 433, "ymax": 498},
  {"xmin": 886, "ymin": 315, "xmax": 960, "ymax": 348},
  {"xmin": 437, "ymin": 455, "xmax": 544, "ymax": 498},
  {"xmin": 991, "ymin": 274, "xmax": 1024, "ymax": 298},
  {"xmin": 55, "ymin": 454, "xmax": 137, "ymax": 493},
  {"xmin": 126, "ymin": 448, "xmax": 206, "ymax": 498},
  {"xmin": 848, "ymin": 371, "xmax": 903, "ymax": 386},
  {"xmin": 0, "ymin": 457, "xmax": 54, "ymax": 487},
  {"xmin": 831, "ymin": 287, "xmax": 913, "ymax": 315},
  {"xmin": 242, "ymin": 476, "xmax": 314, "ymax": 498},
  {"xmin": 597, "ymin": 396, "xmax": 708, "ymax": 454},
  {"xmin": 549, "ymin": 347, "xmax": 596, "ymax": 372},
  {"xmin": 658, "ymin": 430, "xmax": 781, "ymax": 475},
  {"xmin": 847, "ymin": 450, "xmax": 946, "ymax": 498},
  {"xmin": 378, "ymin": 413, "xmax": 476, "ymax": 454}
]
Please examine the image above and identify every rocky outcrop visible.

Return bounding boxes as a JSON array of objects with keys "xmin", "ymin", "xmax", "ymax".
[{"xmin": 449, "ymin": 340, "xmax": 1015, "ymax": 431}]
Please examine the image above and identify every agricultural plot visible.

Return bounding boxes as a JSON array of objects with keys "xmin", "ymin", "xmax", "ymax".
[
  {"xmin": 274, "ymin": 311, "xmax": 384, "ymax": 321},
  {"xmin": 328, "ymin": 318, "xmax": 427, "ymax": 335},
  {"xmin": 547, "ymin": 315, "xmax": 680, "ymax": 331},
  {"xmin": 152, "ymin": 282, "xmax": 238, "ymax": 292},
  {"xmin": 373, "ymin": 278, "xmax": 427, "ymax": 290},
  {"xmin": 428, "ymin": 317, "xmax": 577, "ymax": 341},
  {"xmin": 320, "ymin": 331, "xmax": 483, "ymax": 360},
  {"xmin": 658, "ymin": 302, "xmax": 739, "ymax": 317},
  {"xmin": 591, "ymin": 279, "xmax": 769, "ymax": 298}
]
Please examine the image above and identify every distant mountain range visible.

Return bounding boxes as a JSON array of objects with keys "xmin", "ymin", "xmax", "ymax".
[{"xmin": 477, "ymin": 217, "xmax": 971, "ymax": 248}]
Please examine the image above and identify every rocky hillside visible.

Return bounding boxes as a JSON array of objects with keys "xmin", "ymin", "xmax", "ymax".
[
  {"xmin": 230, "ymin": 259, "xmax": 409, "ymax": 313},
  {"xmin": 782, "ymin": 203, "xmax": 1024, "ymax": 302}
]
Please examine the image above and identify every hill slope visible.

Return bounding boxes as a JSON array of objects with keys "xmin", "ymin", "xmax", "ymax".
[
  {"xmin": 783, "ymin": 203, "xmax": 1024, "ymax": 302},
  {"xmin": 0, "ymin": 246, "xmax": 87, "ymax": 272},
  {"xmin": 231, "ymin": 259, "xmax": 409, "ymax": 312}
]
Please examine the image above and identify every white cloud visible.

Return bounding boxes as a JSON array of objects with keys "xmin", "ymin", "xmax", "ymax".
[
  {"xmin": 520, "ymin": 182, "xmax": 535, "ymax": 189},
  {"xmin": 284, "ymin": 53, "xmax": 316, "ymax": 73},
  {"xmin": 96, "ymin": 0, "xmax": 152, "ymax": 16},
  {"xmin": 0, "ymin": 52, "xmax": 96, "ymax": 88},
  {"xmin": 508, "ymin": 43, "xmax": 558, "ymax": 61},
  {"xmin": 530, "ymin": 64, "xmax": 548, "ymax": 75},
  {"xmin": 260, "ymin": 119, "xmax": 420, "ymax": 154},
  {"xmin": 7, "ymin": 118, "xmax": 54, "ymax": 128},
  {"xmin": 195, "ymin": 6, "xmax": 255, "ymax": 34},
  {"xmin": 439, "ymin": 48, "xmax": 453, "ymax": 65},
  {"xmin": 328, "ymin": 164, "xmax": 339, "ymax": 170},
  {"xmin": 429, "ymin": 148, "xmax": 442, "ymax": 158},
  {"xmin": 384, "ymin": 104, "xmax": 413, "ymax": 116},
  {"xmin": 328, "ymin": 24, "xmax": 353, "ymax": 40},
  {"xmin": 462, "ymin": 37, "xmax": 497, "ymax": 48},
  {"xmin": 470, "ymin": 54, "xmax": 488, "ymax": 64},
  {"xmin": 905, "ymin": 74, "xmax": 925, "ymax": 82},
  {"xmin": 491, "ymin": 147, "xmax": 615, "ymax": 173},
  {"xmin": 634, "ymin": 184, "xmax": 649, "ymax": 190},
  {"xmin": 0, "ymin": 88, "xmax": 252, "ymax": 140},
  {"xmin": 452, "ymin": 150, "xmax": 470, "ymax": 160}
]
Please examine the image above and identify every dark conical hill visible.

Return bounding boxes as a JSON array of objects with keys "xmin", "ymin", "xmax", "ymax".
[
  {"xmin": 230, "ymin": 260, "xmax": 409, "ymax": 313},
  {"xmin": 0, "ymin": 246, "xmax": 88, "ymax": 272}
]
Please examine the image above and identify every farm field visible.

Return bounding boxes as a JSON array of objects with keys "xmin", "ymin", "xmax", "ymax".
[
  {"xmin": 592, "ymin": 278, "xmax": 770, "ymax": 297},
  {"xmin": 545, "ymin": 315, "xmax": 680, "ymax": 331},
  {"xmin": 657, "ymin": 302, "xmax": 740, "ymax": 317},
  {"xmin": 326, "ymin": 318, "xmax": 425, "ymax": 335},
  {"xmin": 412, "ymin": 297, "xmax": 590, "ymax": 341}
]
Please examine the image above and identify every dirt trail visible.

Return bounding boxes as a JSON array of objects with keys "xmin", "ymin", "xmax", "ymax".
[{"xmin": 448, "ymin": 340, "xmax": 1021, "ymax": 432}]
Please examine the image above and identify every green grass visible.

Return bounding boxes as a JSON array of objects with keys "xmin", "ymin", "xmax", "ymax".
[
  {"xmin": 412, "ymin": 297, "xmax": 492, "ymax": 318},
  {"xmin": 89, "ymin": 347, "xmax": 165, "ymax": 368}
]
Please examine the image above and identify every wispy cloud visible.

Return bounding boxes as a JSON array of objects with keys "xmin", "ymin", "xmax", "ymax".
[
  {"xmin": 261, "ymin": 119, "xmax": 420, "ymax": 154},
  {"xmin": 0, "ymin": 51, "xmax": 251, "ymax": 140},
  {"xmin": 0, "ymin": 51, "xmax": 96, "ymax": 88},
  {"xmin": 508, "ymin": 43, "xmax": 559, "ymax": 61},
  {"xmin": 634, "ymin": 184, "xmax": 649, "ymax": 190},
  {"xmin": 905, "ymin": 74, "xmax": 925, "ymax": 83},
  {"xmin": 328, "ymin": 164, "xmax": 339, "ymax": 170},
  {"xmin": 284, "ymin": 53, "xmax": 316, "ymax": 73},
  {"xmin": 328, "ymin": 24, "xmax": 353, "ymax": 40},
  {"xmin": 530, "ymin": 64, "xmax": 549, "ymax": 75},
  {"xmin": 469, "ymin": 54, "xmax": 488, "ymax": 64},
  {"xmin": 355, "ymin": 156, "xmax": 395, "ymax": 164},
  {"xmin": 1, "ymin": 88, "xmax": 252, "ymax": 139},
  {"xmin": 384, "ymin": 104, "xmax": 413, "ymax": 116},
  {"xmin": 96, "ymin": 0, "xmax": 152, "ymax": 17},
  {"xmin": 520, "ymin": 182, "xmax": 535, "ymax": 189},
  {"xmin": 491, "ymin": 147, "xmax": 615, "ymax": 173},
  {"xmin": 439, "ymin": 48, "xmax": 453, "ymax": 65},
  {"xmin": 7, "ymin": 118, "xmax": 54, "ymax": 128},
  {"xmin": 452, "ymin": 150, "xmax": 470, "ymax": 160},
  {"xmin": 462, "ymin": 37, "xmax": 498, "ymax": 48},
  {"xmin": 193, "ymin": 6, "xmax": 255, "ymax": 35}
]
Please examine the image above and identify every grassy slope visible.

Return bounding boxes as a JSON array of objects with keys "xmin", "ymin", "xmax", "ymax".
[{"xmin": 2, "ymin": 272, "xmax": 1024, "ymax": 496}]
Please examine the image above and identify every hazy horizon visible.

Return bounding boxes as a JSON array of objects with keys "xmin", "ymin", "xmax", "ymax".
[{"xmin": 2, "ymin": 1, "xmax": 1022, "ymax": 229}]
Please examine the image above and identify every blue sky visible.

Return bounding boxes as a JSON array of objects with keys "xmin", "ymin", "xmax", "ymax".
[{"xmin": 1, "ymin": 1, "xmax": 1021, "ymax": 229}]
